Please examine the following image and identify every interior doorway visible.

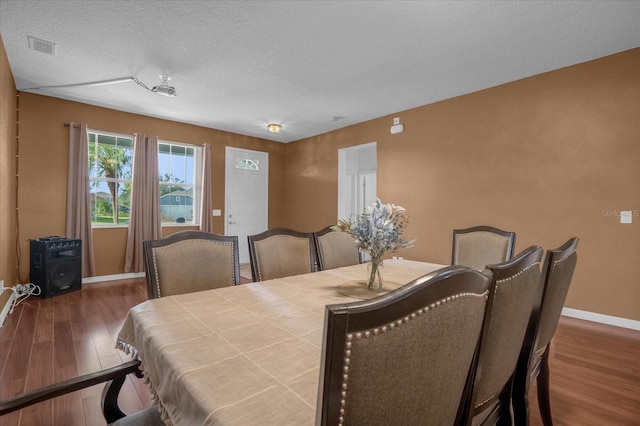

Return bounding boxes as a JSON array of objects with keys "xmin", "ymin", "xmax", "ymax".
[
  {"xmin": 225, "ymin": 147, "xmax": 269, "ymax": 264},
  {"xmin": 337, "ymin": 142, "xmax": 377, "ymax": 221}
]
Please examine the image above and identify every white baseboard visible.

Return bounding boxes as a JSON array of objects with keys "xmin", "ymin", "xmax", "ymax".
[
  {"xmin": 562, "ymin": 307, "xmax": 640, "ymax": 331},
  {"xmin": 82, "ymin": 272, "xmax": 145, "ymax": 284},
  {"xmin": 0, "ymin": 290, "xmax": 17, "ymax": 329}
]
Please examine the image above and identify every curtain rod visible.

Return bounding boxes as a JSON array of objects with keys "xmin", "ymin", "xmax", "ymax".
[{"xmin": 64, "ymin": 122, "xmax": 81, "ymax": 128}]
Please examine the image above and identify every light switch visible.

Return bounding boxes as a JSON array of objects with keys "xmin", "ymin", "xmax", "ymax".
[
  {"xmin": 620, "ymin": 211, "xmax": 632, "ymax": 224},
  {"xmin": 212, "ymin": 209, "xmax": 222, "ymax": 217}
]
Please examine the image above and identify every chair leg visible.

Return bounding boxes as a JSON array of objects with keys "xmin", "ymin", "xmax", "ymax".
[
  {"xmin": 536, "ymin": 346, "xmax": 554, "ymax": 426},
  {"xmin": 512, "ymin": 360, "xmax": 531, "ymax": 426},
  {"xmin": 496, "ymin": 382, "xmax": 514, "ymax": 426}
]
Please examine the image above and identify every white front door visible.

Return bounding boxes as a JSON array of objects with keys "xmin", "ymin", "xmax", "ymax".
[{"xmin": 225, "ymin": 147, "xmax": 269, "ymax": 264}]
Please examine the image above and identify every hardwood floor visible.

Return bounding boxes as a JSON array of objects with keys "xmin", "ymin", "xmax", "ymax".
[
  {"xmin": 528, "ymin": 317, "xmax": 640, "ymax": 426},
  {"xmin": 0, "ymin": 278, "xmax": 150, "ymax": 426},
  {"xmin": 1, "ymin": 278, "xmax": 639, "ymax": 425}
]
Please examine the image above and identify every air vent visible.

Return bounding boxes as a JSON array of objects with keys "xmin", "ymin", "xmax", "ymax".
[{"xmin": 28, "ymin": 36, "xmax": 56, "ymax": 56}]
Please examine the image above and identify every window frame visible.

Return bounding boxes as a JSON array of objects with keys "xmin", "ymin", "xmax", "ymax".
[
  {"xmin": 88, "ymin": 128, "xmax": 134, "ymax": 228},
  {"xmin": 157, "ymin": 139, "xmax": 203, "ymax": 226}
]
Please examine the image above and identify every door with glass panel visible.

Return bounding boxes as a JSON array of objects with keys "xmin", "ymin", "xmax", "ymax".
[{"xmin": 225, "ymin": 147, "xmax": 269, "ymax": 264}]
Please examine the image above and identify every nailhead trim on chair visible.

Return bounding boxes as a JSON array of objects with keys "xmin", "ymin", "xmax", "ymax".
[
  {"xmin": 337, "ymin": 291, "xmax": 488, "ymax": 426},
  {"xmin": 151, "ymin": 239, "xmax": 236, "ymax": 297},
  {"xmin": 474, "ymin": 261, "xmax": 541, "ymax": 410}
]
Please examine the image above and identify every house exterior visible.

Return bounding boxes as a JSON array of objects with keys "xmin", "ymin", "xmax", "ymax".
[{"xmin": 159, "ymin": 191, "xmax": 193, "ymax": 223}]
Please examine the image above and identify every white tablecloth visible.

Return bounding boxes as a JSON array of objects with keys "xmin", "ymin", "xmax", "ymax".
[{"xmin": 117, "ymin": 259, "xmax": 444, "ymax": 425}]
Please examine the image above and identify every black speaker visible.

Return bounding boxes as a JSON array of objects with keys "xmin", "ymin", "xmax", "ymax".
[{"xmin": 30, "ymin": 237, "xmax": 82, "ymax": 298}]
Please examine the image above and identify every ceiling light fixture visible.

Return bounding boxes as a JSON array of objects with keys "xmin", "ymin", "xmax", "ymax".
[
  {"xmin": 151, "ymin": 74, "xmax": 177, "ymax": 97},
  {"xmin": 267, "ymin": 123, "xmax": 282, "ymax": 134}
]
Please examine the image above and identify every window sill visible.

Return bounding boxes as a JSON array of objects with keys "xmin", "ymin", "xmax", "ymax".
[
  {"xmin": 92, "ymin": 224, "xmax": 129, "ymax": 229},
  {"xmin": 92, "ymin": 223, "xmax": 199, "ymax": 229}
]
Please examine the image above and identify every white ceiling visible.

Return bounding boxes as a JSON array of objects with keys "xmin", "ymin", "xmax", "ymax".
[{"xmin": 1, "ymin": 1, "xmax": 639, "ymax": 143}]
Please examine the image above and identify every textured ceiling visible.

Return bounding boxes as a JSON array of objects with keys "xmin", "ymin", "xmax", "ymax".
[{"xmin": 1, "ymin": 1, "xmax": 639, "ymax": 143}]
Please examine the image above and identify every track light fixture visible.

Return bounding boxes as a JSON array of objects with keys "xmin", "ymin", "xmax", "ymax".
[
  {"xmin": 22, "ymin": 74, "xmax": 177, "ymax": 98},
  {"xmin": 150, "ymin": 74, "xmax": 177, "ymax": 97}
]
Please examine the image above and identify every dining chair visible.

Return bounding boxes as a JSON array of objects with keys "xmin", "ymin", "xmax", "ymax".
[
  {"xmin": 143, "ymin": 230, "xmax": 240, "ymax": 298},
  {"xmin": 512, "ymin": 237, "xmax": 579, "ymax": 426},
  {"xmin": 465, "ymin": 245, "xmax": 544, "ymax": 426},
  {"xmin": 247, "ymin": 227, "xmax": 317, "ymax": 281},
  {"xmin": 0, "ymin": 360, "xmax": 163, "ymax": 425},
  {"xmin": 316, "ymin": 265, "xmax": 492, "ymax": 426},
  {"xmin": 451, "ymin": 225, "xmax": 517, "ymax": 270},
  {"xmin": 313, "ymin": 226, "xmax": 361, "ymax": 271}
]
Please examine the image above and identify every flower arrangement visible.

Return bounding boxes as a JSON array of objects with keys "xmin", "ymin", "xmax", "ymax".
[{"xmin": 334, "ymin": 198, "xmax": 415, "ymax": 291}]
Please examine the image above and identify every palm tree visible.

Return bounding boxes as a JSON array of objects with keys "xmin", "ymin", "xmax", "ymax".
[{"xmin": 90, "ymin": 143, "xmax": 132, "ymax": 223}]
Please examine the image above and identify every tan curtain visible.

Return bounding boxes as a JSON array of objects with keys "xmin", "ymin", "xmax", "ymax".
[
  {"xmin": 124, "ymin": 133, "xmax": 161, "ymax": 273},
  {"xmin": 199, "ymin": 143, "xmax": 213, "ymax": 232},
  {"xmin": 66, "ymin": 122, "xmax": 96, "ymax": 277}
]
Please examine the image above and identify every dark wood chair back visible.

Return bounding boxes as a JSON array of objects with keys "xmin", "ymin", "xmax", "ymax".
[
  {"xmin": 512, "ymin": 237, "xmax": 579, "ymax": 426},
  {"xmin": 317, "ymin": 266, "xmax": 491, "ymax": 426},
  {"xmin": 247, "ymin": 228, "xmax": 317, "ymax": 281},
  {"xmin": 452, "ymin": 225, "xmax": 516, "ymax": 270},
  {"xmin": 313, "ymin": 226, "xmax": 361, "ymax": 271},
  {"xmin": 466, "ymin": 245, "xmax": 543, "ymax": 425},
  {"xmin": 0, "ymin": 360, "xmax": 163, "ymax": 425},
  {"xmin": 143, "ymin": 230, "xmax": 240, "ymax": 299}
]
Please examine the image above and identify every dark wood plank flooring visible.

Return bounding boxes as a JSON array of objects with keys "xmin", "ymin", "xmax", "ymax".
[
  {"xmin": 0, "ymin": 278, "xmax": 150, "ymax": 426},
  {"xmin": 1, "ymin": 278, "xmax": 639, "ymax": 425}
]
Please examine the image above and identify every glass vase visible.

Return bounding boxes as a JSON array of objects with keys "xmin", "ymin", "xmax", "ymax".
[{"xmin": 367, "ymin": 257, "xmax": 384, "ymax": 291}]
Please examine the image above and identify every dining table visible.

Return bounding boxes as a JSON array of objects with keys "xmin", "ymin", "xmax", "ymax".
[{"xmin": 116, "ymin": 259, "xmax": 445, "ymax": 426}]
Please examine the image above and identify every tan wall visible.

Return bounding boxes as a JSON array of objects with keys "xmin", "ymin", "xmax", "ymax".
[
  {"xmin": 283, "ymin": 48, "xmax": 640, "ymax": 321},
  {"xmin": 0, "ymin": 35, "xmax": 17, "ymax": 305},
  {"xmin": 16, "ymin": 94, "xmax": 286, "ymax": 278},
  {"xmin": 6, "ymin": 43, "xmax": 639, "ymax": 321}
]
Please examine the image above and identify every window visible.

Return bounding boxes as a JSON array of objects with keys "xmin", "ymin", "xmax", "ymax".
[
  {"xmin": 88, "ymin": 132, "xmax": 202, "ymax": 226},
  {"xmin": 158, "ymin": 141, "xmax": 202, "ymax": 224},
  {"xmin": 236, "ymin": 158, "xmax": 259, "ymax": 170},
  {"xmin": 89, "ymin": 131, "xmax": 133, "ymax": 225}
]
